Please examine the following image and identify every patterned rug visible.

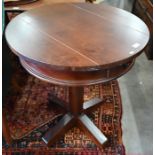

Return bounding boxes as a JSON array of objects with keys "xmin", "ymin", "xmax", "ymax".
[{"xmin": 3, "ymin": 59, "xmax": 125, "ymax": 155}]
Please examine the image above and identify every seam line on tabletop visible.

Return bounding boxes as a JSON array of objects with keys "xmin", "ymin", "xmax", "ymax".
[
  {"xmin": 71, "ymin": 3, "xmax": 149, "ymax": 36},
  {"xmin": 22, "ymin": 17, "xmax": 99, "ymax": 66}
]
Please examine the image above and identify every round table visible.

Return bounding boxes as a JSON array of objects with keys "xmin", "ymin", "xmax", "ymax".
[{"xmin": 5, "ymin": 3, "xmax": 149, "ymax": 148}]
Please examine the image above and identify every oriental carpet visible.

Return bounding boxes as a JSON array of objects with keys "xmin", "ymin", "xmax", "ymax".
[{"xmin": 3, "ymin": 60, "xmax": 125, "ymax": 155}]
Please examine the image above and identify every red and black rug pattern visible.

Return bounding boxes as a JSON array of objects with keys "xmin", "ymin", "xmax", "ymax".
[{"xmin": 3, "ymin": 62, "xmax": 125, "ymax": 155}]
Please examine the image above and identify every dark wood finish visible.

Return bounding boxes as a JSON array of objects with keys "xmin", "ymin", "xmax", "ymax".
[
  {"xmin": 83, "ymin": 97, "xmax": 104, "ymax": 113},
  {"xmin": 86, "ymin": 0, "xmax": 94, "ymax": 3},
  {"xmin": 132, "ymin": 0, "xmax": 153, "ymax": 59},
  {"xmin": 48, "ymin": 93, "xmax": 68, "ymax": 111},
  {"xmin": 78, "ymin": 114, "xmax": 107, "ymax": 148},
  {"xmin": 3, "ymin": 0, "xmax": 85, "ymax": 145},
  {"xmin": 42, "ymin": 114, "xmax": 75, "ymax": 146},
  {"xmin": 19, "ymin": 59, "xmax": 134, "ymax": 86},
  {"xmin": 5, "ymin": 3, "xmax": 149, "ymax": 72},
  {"xmin": 69, "ymin": 87, "xmax": 84, "ymax": 116},
  {"xmin": 4, "ymin": 0, "xmax": 39, "ymax": 7},
  {"xmin": 5, "ymin": 3, "xmax": 150, "ymax": 148},
  {"xmin": 43, "ymin": 86, "xmax": 107, "ymax": 148},
  {"xmin": 5, "ymin": 0, "xmax": 85, "ymax": 11}
]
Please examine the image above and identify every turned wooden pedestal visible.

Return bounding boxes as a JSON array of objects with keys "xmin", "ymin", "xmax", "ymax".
[{"xmin": 5, "ymin": 3, "xmax": 149, "ymax": 148}]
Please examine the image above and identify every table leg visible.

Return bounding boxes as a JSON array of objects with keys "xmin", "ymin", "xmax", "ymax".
[
  {"xmin": 42, "ymin": 86, "xmax": 107, "ymax": 148},
  {"xmin": 78, "ymin": 114, "xmax": 107, "ymax": 148},
  {"xmin": 42, "ymin": 113, "xmax": 75, "ymax": 146},
  {"xmin": 69, "ymin": 86, "xmax": 84, "ymax": 116},
  {"xmin": 83, "ymin": 97, "xmax": 104, "ymax": 113}
]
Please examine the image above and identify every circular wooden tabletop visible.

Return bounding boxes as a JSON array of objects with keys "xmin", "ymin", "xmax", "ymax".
[{"xmin": 5, "ymin": 3, "xmax": 149, "ymax": 72}]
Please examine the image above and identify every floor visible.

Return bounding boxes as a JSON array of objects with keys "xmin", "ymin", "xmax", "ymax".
[{"xmin": 100, "ymin": 0, "xmax": 153, "ymax": 154}]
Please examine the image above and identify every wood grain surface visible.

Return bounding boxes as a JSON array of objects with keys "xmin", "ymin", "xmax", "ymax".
[
  {"xmin": 5, "ymin": 0, "xmax": 85, "ymax": 11},
  {"xmin": 5, "ymin": 3, "xmax": 149, "ymax": 71},
  {"xmin": 4, "ymin": 3, "xmax": 150, "ymax": 147},
  {"xmin": 4, "ymin": 0, "xmax": 38, "ymax": 7}
]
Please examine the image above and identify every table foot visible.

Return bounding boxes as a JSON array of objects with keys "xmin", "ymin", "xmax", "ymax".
[
  {"xmin": 42, "ymin": 113, "xmax": 75, "ymax": 146},
  {"xmin": 42, "ymin": 112, "xmax": 107, "ymax": 148},
  {"xmin": 43, "ymin": 88, "xmax": 107, "ymax": 148},
  {"xmin": 48, "ymin": 93, "xmax": 68, "ymax": 111},
  {"xmin": 83, "ymin": 97, "xmax": 104, "ymax": 113},
  {"xmin": 78, "ymin": 114, "xmax": 107, "ymax": 148}
]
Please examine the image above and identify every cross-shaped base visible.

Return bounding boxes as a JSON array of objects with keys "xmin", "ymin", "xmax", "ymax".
[{"xmin": 42, "ymin": 87, "xmax": 107, "ymax": 149}]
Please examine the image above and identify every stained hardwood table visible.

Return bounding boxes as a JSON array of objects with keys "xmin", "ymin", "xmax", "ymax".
[{"xmin": 5, "ymin": 3, "xmax": 149, "ymax": 148}]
